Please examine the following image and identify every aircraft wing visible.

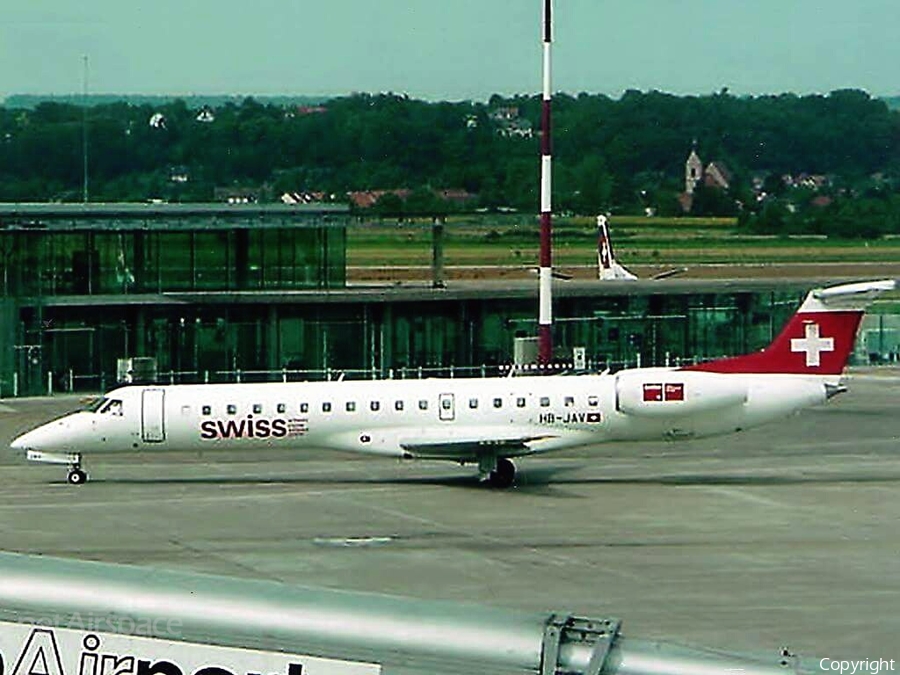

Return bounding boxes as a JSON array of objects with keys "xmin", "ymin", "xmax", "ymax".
[{"xmin": 400, "ymin": 432, "xmax": 557, "ymax": 460}]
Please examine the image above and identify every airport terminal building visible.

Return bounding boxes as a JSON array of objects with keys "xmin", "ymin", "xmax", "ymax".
[{"xmin": 0, "ymin": 204, "xmax": 882, "ymax": 396}]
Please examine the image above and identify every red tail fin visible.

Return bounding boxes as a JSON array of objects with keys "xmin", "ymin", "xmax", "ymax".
[{"xmin": 682, "ymin": 280, "xmax": 895, "ymax": 376}]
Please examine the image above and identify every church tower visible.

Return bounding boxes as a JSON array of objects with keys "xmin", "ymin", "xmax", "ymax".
[{"xmin": 685, "ymin": 142, "xmax": 703, "ymax": 195}]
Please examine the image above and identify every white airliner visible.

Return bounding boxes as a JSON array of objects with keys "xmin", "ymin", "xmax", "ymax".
[
  {"xmin": 597, "ymin": 215, "xmax": 686, "ymax": 281},
  {"xmin": 597, "ymin": 215, "xmax": 639, "ymax": 280},
  {"xmin": 10, "ymin": 279, "xmax": 894, "ymax": 487}
]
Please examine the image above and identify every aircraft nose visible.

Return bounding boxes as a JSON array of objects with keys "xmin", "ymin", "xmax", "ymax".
[
  {"xmin": 9, "ymin": 427, "xmax": 43, "ymax": 452},
  {"xmin": 10, "ymin": 419, "xmax": 70, "ymax": 453}
]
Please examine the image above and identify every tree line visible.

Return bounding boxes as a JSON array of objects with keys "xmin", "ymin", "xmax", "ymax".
[{"xmin": 1, "ymin": 89, "xmax": 899, "ymax": 235}]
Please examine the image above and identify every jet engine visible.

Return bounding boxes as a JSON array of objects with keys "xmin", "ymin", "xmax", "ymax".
[{"xmin": 615, "ymin": 370, "xmax": 748, "ymax": 418}]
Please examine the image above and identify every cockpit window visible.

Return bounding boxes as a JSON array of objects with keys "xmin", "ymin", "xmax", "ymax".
[
  {"xmin": 99, "ymin": 399, "xmax": 124, "ymax": 416},
  {"xmin": 86, "ymin": 397, "xmax": 108, "ymax": 413}
]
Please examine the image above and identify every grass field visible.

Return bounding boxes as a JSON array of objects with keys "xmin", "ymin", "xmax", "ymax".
[{"xmin": 347, "ymin": 216, "xmax": 900, "ymax": 268}]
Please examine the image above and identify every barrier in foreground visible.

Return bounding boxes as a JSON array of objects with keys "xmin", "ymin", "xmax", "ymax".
[{"xmin": 0, "ymin": 552, "xmax": 809, "ymax": 675}]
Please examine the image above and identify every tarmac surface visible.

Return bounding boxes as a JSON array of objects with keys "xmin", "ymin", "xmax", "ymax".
[{"xmin": 1, "ymin": 372, "xmax": 899, "ymax": 667}]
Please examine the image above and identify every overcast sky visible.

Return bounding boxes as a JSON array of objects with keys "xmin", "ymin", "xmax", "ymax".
[{"xmin": 1, "ymin": 0, "xmax": 898, "ymax": 102}]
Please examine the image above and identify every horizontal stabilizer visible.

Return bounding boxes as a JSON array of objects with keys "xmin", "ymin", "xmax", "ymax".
[{"xmin": 807, "ymin": 279, "xmax": 896, "ymax": 310}]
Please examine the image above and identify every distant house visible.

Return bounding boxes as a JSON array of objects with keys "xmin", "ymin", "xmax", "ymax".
[
  {"xmin": 347, "ymin": 189, "xmax": 412, "ymax": 210},
  {"xmin": 782, "ymin": 173, "xmax": 829, "ymax": 191},
  {"xmin": 195, "ymin": 107, "xmax": 215, "ymax": 123},
  {"xmin": 489, "ymin": 106, "xmax": 520, "ymax": 122},
  {"xmin": 169, "ymin": 166, "xmax": 190, "ymax": 183},
  {"xmin": 297, "ymin": 105, "xmax": 327, "ymax": 115},
  {"xmin": 281, "ymin": 191, "xmax": 328, "ymax": 204},
  {"xmin": 214, "ymin": 185, "xmax": 271, "ymax": 204},
  {"xmin": 489, "ymin": 106, "xmax": 533, "ymax": 139},
  {"xmin": 346, "ymin": 188, "xmax": 477, "ymax": 211},
  {"xmin": 433, "ymin": 188, "xmax": 478, "ymax": 207},
  {"xmin": 704, "ymin": 161, "xmax": 731, "ymax": 190}
]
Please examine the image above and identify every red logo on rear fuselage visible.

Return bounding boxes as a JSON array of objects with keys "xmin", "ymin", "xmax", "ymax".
[{"xmin": 644, "ymin": 383, "xmax": 684, "ymax": 402}]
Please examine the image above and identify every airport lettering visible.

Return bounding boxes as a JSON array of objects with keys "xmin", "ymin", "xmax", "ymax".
[
  {"xmin": 0, "ymin": 623, "xmax": 377, "ymax": 675},
  {"xmin": 199, "ymin": 417, "xmax": 289, "ymax": 440},
  {"xmin": 538, "ymin": 412, "xmax": 601, "ymax": 425},
  {"xmin": 1, "ymin": 630, "xmax": 307, "ymax": 675}
]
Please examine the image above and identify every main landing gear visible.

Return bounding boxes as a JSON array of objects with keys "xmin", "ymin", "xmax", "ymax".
[{"xmin": 479, "ymin": 456, "xmax": 516, "ymax": 489}]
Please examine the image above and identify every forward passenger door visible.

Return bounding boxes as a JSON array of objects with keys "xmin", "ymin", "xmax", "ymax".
[{"xmin": 141, "ymin": 389, "xmax": 166, "ymax": 442}]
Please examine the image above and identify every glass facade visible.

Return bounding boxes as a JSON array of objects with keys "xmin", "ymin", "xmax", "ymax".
[
  {"xmin": 0, "ymin": 226, "xmax": 346, "ymax": 296},
  {"xmin": 4, "ymin": 287, "xmax": 808, "ymax": 396}
]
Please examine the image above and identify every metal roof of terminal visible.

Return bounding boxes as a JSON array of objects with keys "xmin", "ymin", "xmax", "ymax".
[
  {"xmin": 0, "ymin": 202, "xmax": 350, "ymax": 230},
  {"xmin": 37, "ymin": 277, "xmax": 876, "ymax": 308}
]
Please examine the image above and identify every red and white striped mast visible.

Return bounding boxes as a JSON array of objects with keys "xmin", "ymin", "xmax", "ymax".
[{"xmin": 537, "ymin": 0, "xmax": 554, "ymax": 365}]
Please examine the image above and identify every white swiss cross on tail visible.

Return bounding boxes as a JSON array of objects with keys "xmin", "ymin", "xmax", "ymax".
[{"xmin": 790, "ymin": 322, "xmax": 835, "ymax": 367}]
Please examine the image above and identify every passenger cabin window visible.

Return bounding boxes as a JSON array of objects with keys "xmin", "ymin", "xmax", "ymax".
[
  {"xmin": 202, "ymin": 405, "xmax": 212, "ymax": 416},
  {"xmin": 588, "ymin": 396, "xmax": 599, "ymax": 407},
  {"xmin": 227, "ymin": 404, "xmax": 237, "ymax": 415},
  {"xmin": 564, "ymin": 396, "xmax": 575, "ymax": 408},
  {"xmin": 469, "ymin": 398, "xmax": 478, "ymax": 409},
  {"xmin": 493, "ymin": 397, "xmax": 502, "ymax": 409},
  {"xmin": 516, "ymin": 397, "xmax": 526, "ymax": 408},
  {"xmin": 395, "ymin": 400, "xmax": 404, "ymax": 411},
  {"xmin": 346, "ymin": 401, "xmax": 356, "ymax": 412},
  {"xmin": 418, "ymin": 400, "xmax": 428, "ymax": 411},
  {"xmin": 540, "ymin": 397, "xmax": 550, "ymax": 407},
  {"xmin": 300, "ymin": 403, "xmax": 309, "ymax": 413},
  {"xmin": 253, "ymin": 403, "xmax": 263, "ymax": 414},
  {"xmin": 322, "ymin": 402, "xmax": 332, "ymax": 413},
  {"xmin": 277, "ymin": 403, "xmax": 286, "ymax": 413},
  {"xmin": 370, "ymin": 401, "xmax": 380, "ymax": 412},
  {"xmin": 441, "ymin": 398, "xmax": 452, "ymax": 410}
]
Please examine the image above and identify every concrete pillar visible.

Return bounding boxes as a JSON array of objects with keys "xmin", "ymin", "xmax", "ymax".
[
  {"xmin": 431, "ymin": 217, "xmax": 445, "ymax": 289},
  {"xmin": 135, "ymin": 308, "xmax": 147, "ymax": 356},
  {"xmin": 267, "ymin": 305, "xmax": 279, "ymax": 372}
]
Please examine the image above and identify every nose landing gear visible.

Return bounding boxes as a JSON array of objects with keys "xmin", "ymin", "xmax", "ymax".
[
  {"xmin": 67, "ymin": 467, "xmax": 88, "ymax": 485},
  {"xmin": 24, "ymin": 449, "xmax": 89, "ymax": 485},
  {"xmin": 67, "ymin": 454, "xmax": 88, "ymax": 485}
]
